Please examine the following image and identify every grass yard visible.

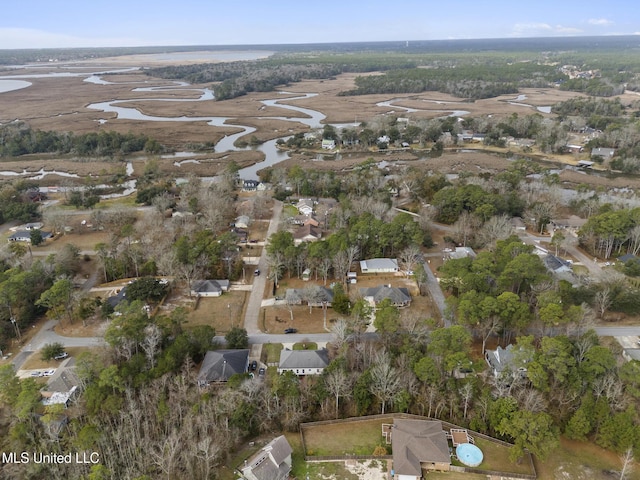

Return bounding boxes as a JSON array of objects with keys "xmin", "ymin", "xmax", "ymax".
[
  {"xmin": 425, "ymin": 472, "xmax": 487, "ymax": 480},
  {"xmin": 20, "ymin": 346, "xmax": 103, "ymax": 370},
  {"xmin": 302, "ymin": 417, "xmax": 393, "ymax": 457},
  {"xmin": 185, "ymin": 291, "xmax": 247, "ymax": 334},
  {"xmin": 456, "ymin": 437, "xmax": 534, "ymax": 476},
  {"xmin": 293, "ymin": 342, "xmax": 317, "ymax": 350},
  {"xmin": 261, "ymin": 343, "xmax": 283, "ymax": 363},
  {"xmin": 535, "ymin": 436, "xmax": 637, "ymax": 480},
  {"xmin": 286, "ymin": 432, "xmax": 361, "ymax": 480}
]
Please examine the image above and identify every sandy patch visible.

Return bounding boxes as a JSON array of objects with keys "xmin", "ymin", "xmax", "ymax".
[{"xmin": 343, "ymin": 460, "xmax": 388, "ymax": 480}]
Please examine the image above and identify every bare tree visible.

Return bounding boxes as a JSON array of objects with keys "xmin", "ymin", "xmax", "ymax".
[
  {"xmin": 619, "ymin": 447, "xmax": 635, "ymax": 480},
  {"xmin": 593, "ymin": 287, "xmax": 613, "ymax": 319},
  {"xmin": 459, "ymin": 382, "xmax": 474, "ymax": 419},
  {"xmin": 369, "ymin": 352, "xmax": 401, "ymax": 414},
  {"xmin": 324, "ymin": 368, "xmax": 353, "ymax": 418},
  {"xmin": 477, "ymin": 214, "xmax": 513, "ymax": 248},
  {"xmin": 141, "ymin": 324, "xmax": 162, "ymax": 369},
  {"xmin": 399, "ymin": 244, "xmax": 422, "ymax": 276}
]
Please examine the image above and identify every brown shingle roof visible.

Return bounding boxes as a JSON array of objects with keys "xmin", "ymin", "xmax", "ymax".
[{"xmin": 392, "ymin": 419, "xmax": 450, "ymax": 476}]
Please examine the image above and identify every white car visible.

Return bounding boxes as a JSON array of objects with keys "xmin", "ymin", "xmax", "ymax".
[
  {"xmin": 30, "ymin": 371, "xmax": 42, "ymax": 377},
  {"xmin": 43, "ymin": 369, "xmax": 55, "ymax": 376}
]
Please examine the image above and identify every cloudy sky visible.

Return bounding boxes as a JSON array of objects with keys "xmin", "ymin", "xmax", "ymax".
[{"xmin": 1, "ymin": 0, "xmax": 638, "ymax": 49}]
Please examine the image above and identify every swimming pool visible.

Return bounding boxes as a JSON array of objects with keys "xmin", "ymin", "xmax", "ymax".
[{"xmin": 456, "ymin": 443, "xmax": 483, "ymax": 467}]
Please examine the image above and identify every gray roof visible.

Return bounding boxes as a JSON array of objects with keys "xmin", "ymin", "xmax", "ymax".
[
  {"xmin": 45, "ymin": 366, "xmax": 80, "ymax": 394},
  {"xmin": 543, "ymin": 254, "xmax": 572, "ymax": 272},
  {"xmin": 485, "ymin": 345, "xmax": 515, "ymax": 374},
  {"xmin": 279, "ymin": 349, "xmax": 329, "ymax": 370},
  {"xmin": 243, "ymin": 435, "xmax": 292, "ymax": 480},
  {"xmin": 8, "ymin": 230, "xmax": 52, "ymax": 241},
  {"xmin": 360, "ymin": 285, "xmax": 411, "ymax": 306},
  {"xmin": 198, "ymin": 350, "xmax": 249, "ymax": 383},
  {"xmin": 392, "ymin": 419, "xmax": 450, "ymax": 476},
  {"xmin": 286, "ymin": 287, "xmax": 333, "ymax": 305},
  {"xmin": 360, "ymin": 258, "xmax": 398, "ymax": 271},
  {"xmin": 105, "ymin": 286, "xmax": 128, "ymax": 308},
  {"xmin": 618, "ymin": 253, "xmax": 638, "ymax": 264},
  {"xmin": 191, "ymin": 279, "xmax": 230, "ymax": 294}
]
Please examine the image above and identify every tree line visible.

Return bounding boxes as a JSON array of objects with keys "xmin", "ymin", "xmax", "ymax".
[{"xmin": 0, "ymin": 122, "xmax": 163, "ymax": 158}]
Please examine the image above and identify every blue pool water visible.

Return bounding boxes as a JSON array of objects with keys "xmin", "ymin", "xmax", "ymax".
[{"xmin": 456, "ymin": 443, "xmax": 483, "ymax": 467}]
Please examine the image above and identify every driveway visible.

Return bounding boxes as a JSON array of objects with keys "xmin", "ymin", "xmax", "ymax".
[{"xmin": 243, "ymin": 200, "xmax": 283, "ymax": 334}]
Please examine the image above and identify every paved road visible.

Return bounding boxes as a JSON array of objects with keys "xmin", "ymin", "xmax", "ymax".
[
  {"xmin": 243, "ymin": 200, "xmax": 283, "ymax": 334},
  {"xmin": 22, "ymin": 319, "xmax": 105, "ymax": 352}
]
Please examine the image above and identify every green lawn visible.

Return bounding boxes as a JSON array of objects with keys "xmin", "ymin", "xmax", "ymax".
[
  {"xmin": 293, "ymin": 342, "xmax": 317, "ymax": 350},
  {"xmin": 261, "ymin": 343, "xmax": 283, "ymax": 363},
  {"xmin": 464, "ymin": 437, "xmax": 534, "ymax": 475},
  {"xmin": 302, "ymin": 418, "xmax": 393, "ymax": 456}
]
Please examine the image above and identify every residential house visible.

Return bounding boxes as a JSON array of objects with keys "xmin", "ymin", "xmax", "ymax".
[
  {"xmin": 391, "ymin": 419, "xmax": 451, "ymax": 479},
  {"xmin": 591, "ymin": 147, "xmax": 615, "ymax": 159},
  {"xmin": 256, "ymin": 182, "xmax": 271, "ymax": 192},
  {"xmin": 296, "ymin": 199, "xmax": 314, "ymax": 216},
  {"xmin": 510, "ymin": 217, "xmax": 526, "ymax": 232},
  {"xmin": 550, "ymin": 215, "xmax": 587, "ymax": 233},
  {"xmin": 231, "ymin": 227, "xmax": 249, "ymax": 243},
  {"xmin": 190, "ymin": 279, "xmax": 230, "ymax": 297},
  {"xmin": 359, "ymin": 258, "xmax": 399, "ymax": 273},
  {"xmin": 105, "ymin": 286, "xmax": 128, "ymax": 309},
  {"xmin": 240, "ymin": 435, "xmax": 292, "ymax": 480},
  {"xmin": 542, "ymin": 254, "xmax": 573, "ymax": 274},
  {"xmin": 302, "ymin": 268, "xmax": 311, "ymax": 281},
  {"xmin": 360, "ymin": 285, "xmax": 411, "ymax": 308},
  {"xmin": 566, "ymin": 144, "xmax": 585, "ymax": 154},
  {"xmin": 303, "ymin": 216, "xmax": 320, "ymax": 227},
  {"xmin": 8, "ymin": 230, "xmax": 52, "ymax": 243},
  {"xmin": 278, "ymin": 349, "xmax": 329, "ymax": 376},
  {"xmin": 285, "ymin": 287, "xmax": 333, "ymax": 307},
  {"xmin": 485, "ymin": 344, "xmax": 529, "ymax": 378},
  {"xmin": 618, "ymin": 253, "xmax": 639, "ymax": 265},
  {"xmin": 235, "ymin": 215, "xmax": 251, "ymax": 229},
  {"xmin": 24, "ymin": 222, "xmax": 44, "ymax": 230},
  {"xmin": 444, "ymin": 247, "xmax": 476, "ymax": 261},
  {"xmin": 293, "ymin": 224, "xmax": 322, "ymax": 245},
  {"xmin": 197, "ymin": 350, "xmax": 249, "ymax": 386},
  {"xmin": 242, "ymin": 179, "xmax": 260, "ymax": 192},
  {"xmin": 321, "ymin": 139, "xmax": 336, "ymax": 150},
  {"xmin": 42, "ymin": 365, "xmax": 80, "ymax": 408}
]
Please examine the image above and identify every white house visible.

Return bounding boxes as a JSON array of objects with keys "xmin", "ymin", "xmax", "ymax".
[
  {"xmin": 321, "ymin": 139, "xmax": 336, "ymax": 150},
  {"xmin": 240, "ymin": 435, "xmax": 292, "ymax": 480},
  {"xmin": 235, "ymin": 215, "xmax": 250, "ymax": 229},
  {"xmin": 360, "ymin": 258, "xmax": 399, "ymax": 273},
  {"xmin": 190, "ymin": 280, "xmax": 230, "ymax": 297},
  {"xmin": 278, "ymin": 349, "xmax": 329, "ymax": 376},
  {"xmin": 296, "ymin": 199, "xmax": 314, "ymax": 216},
  {"xmin": 444, "ymin": 247, "xmax": 476, "ymax": 261}
]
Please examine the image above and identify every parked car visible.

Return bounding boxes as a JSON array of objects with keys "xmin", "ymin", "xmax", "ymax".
[
  {"xmin": 250, "ymin": 360, "xmax": 258, "ymax": 371},
  {"xmin": 258, "ymin": 367, "xmax": 266, "ymax": 377},
  {"xmin": 54, "ymin": 352, "xmax": 69, "ymax": 360},
  {"xmin": 30, "ymin": 371, "xmax": 42, "ymax": 377},
  {"xmin": 43, "ymin": 369, "xmax": 55, "ymax": 376},
  {"xmin": 284, "ymin": 328, "xmax": 297, "ymax": 334},
  {"xmin": 254, "ymin": 269, "xmax": 261, "ymax": 276}
]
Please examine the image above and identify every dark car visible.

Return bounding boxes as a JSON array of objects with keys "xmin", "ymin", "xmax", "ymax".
[
  {"xmin": 284, "ymin": 328, "xmax": 297, "ymax": 334},
  {"xmin": 254, "ymin": 269, "xmax": 261, "ymax": 276},
  {"xmin": 250, "ymin": 360, "xmax": 257, "ymax": 371},
  {"xmin": 258, "ymin": 367, "xmax": 266, "ymax": 377}
]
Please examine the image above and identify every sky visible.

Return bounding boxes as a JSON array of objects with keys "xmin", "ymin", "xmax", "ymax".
[{"xmin": 1, "ymin": 0, "xmax": 639, "ymax": 50}]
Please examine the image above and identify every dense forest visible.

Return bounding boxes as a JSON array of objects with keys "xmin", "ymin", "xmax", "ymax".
[
  {"xmin": 0, "ymin": 122, "xmax": 164, "ymax": 158},
  {"xmin": 142, "ymin": 36, "xmax": 640, "ymax": 101}
]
